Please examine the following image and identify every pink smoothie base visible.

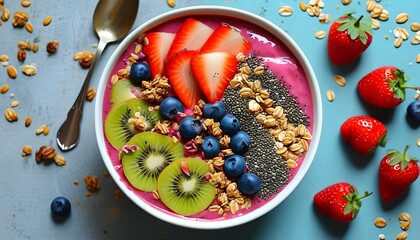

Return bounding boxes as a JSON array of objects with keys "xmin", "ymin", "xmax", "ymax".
[{"xmin": 100, "ymin": 13, "xmax": 314, "ymax": 222}]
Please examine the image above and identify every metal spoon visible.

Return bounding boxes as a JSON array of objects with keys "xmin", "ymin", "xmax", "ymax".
[{"xmin": 56, "ymin": 0, "xmax": 139, "ymax": 151}]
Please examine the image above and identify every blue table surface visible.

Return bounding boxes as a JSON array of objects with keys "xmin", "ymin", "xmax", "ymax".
[{"xmin": 1, "ymin": 0, "xmax": 420, "ymax": 239}]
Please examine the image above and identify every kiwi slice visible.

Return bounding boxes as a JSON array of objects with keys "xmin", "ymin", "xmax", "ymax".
[
  {"xmin": 122, "ymin": 132, "xmax": 184, "ymax": 191},
  {"xmin": 158, "ymin": 158, "xmax": 215, "ymax": 216},
  {"xmin": 104, "ymin": 98, "xmax": 162, "ymax": 150},
  {"xmin": 110, "ymin": 78, "xmax": 142, "ymax": 105}
]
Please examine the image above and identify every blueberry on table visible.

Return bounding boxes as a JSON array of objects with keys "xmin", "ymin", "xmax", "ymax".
[
  {"xmin": 202, "ymin": 136, "xmax": 221, "ymax": 159},
  {"xmin": 229, "ymin": 130, "xmax": 251, "ymax": 155},
  {"xmin": 51, "ymin": 196, "xmax": 71, "ymax": 217},
  {"xmin": 159, "ymin": 97, "xmax": 184, "ymax": 119},
  {"xmin": 203, "ymin": 101, "xmax": 227, "ymax": 122},
  {"xmin": 238, "ymin": 173, "xmax": 261, "ymax": 195},
  {"xmin": 223, "ymin": 154, "xmax": 246, "ymax": 178},
  {"xmin": 179, "ymin": 116, "xmax": 202, "ymax": 140},
  {"xmin": 129, "ymin": 62, "xmax": 151, "ymax": 86},
  {"xmin": 407, "ymin": 100, "xmax": 420, "ymax": 122},
  {"xmin": 220, "ymin": 113, "xmax": 241, "ymax": 135}
]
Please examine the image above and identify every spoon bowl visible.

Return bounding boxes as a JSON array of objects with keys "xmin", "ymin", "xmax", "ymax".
[
  {"xmin": 93, "ymin": 0, "xmax": 139, "ymax": 41},
  {"xmin": 56, "ymin": 0, "xmax": 139, "ymax": 151}
]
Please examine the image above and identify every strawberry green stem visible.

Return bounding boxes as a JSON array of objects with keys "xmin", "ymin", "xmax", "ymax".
[
  {"xmin": 354, "ymin": 15, "xmax": 364, "ymax": 28},
  {"xmin": 402, "ymin": 145, "xmax": 409, "ymax": 159},
  {"xmin": 401, "ymin": 85, "xmax": 420, "ymax": 90},
  {"xmin": 355, "ymin": 191, "xmax": 372, "ymax": 201}
]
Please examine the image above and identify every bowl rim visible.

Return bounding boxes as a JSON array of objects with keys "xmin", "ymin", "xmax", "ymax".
[{"xmin": 95, "ymin": 5, "xmax": 322, "ymax": 230}]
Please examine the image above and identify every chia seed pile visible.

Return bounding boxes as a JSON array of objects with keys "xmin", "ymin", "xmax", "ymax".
[{"xmin": 222, "ymin": 55, "xmax": 310, "ymax": 200}]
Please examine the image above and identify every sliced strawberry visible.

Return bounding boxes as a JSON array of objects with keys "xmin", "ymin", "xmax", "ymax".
[
  {"xmin": 190, "ymin": 52, "xmax": 237, "ymax": 103},
  {"xmin": 200, "ymin": 24, "xmax": 251, "ymax": 56},
  {"xmin": 165, "ymin": 50, "xmax": 204, "ymax": 108},
  {"xmin": 167, "ymin": 18, "xmax": 214, "ymax": 57},
  {"xmin": 143, "ymin": 32, "xmax": 175, "ymax": 78}
]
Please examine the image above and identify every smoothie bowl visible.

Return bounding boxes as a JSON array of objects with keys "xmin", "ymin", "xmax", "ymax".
[{"xmin": 95, "ymin": 6, "xmax": 322, "ymax": 229}]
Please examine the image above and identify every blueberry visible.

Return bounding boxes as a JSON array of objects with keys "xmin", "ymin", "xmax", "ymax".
[
  {"xmin": 220, "ymin": 114, "xmax": 241, "ymax": 135},
  {"xmin": 229, "ymin": 130, "xmax": 251, "ymax": 155},
  {"xmin": 51, "ymin": 196, "xmax": 71, "ymax": 217},
  {"xmin": 238, "ymin": 173, "xmax": 261, "ymax": 195},
  {"xmin": 129, "ymin": 62, "xmax": 151, "ymax": 85},
  {"xmin": 159, "ymin": 97, "xmax": 184, "ymax": 119},
  {"xmin": 203, "ymin": 101, "xmax": 226, "ymax": 122},
  {"xmin": 179, "ymin": 116, "xmax": 202, "ymax": 140},
  {"xmin": 223, "ymin": 154, "xmax": 246, "ymax": 178},
  {"xmin": 202, "ymin": 136, "xmax": 221, "ymax": 159},
  {"xmin": 407, "ymin": 100, "xmax": 420, "ymax": 122}
]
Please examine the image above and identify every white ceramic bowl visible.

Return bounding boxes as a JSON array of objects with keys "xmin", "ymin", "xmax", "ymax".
[{"xmin": 95, "ymin": 6, "xmax": 322, "ymax": 229}]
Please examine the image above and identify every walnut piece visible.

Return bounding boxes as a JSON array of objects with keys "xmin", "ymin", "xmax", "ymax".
[
  {"xmin": 46, "ymin": 40, "xmax": 59, "ymax": 54},
  {"xmin": 35, "ymin": 146, "xmax": 57, "ymax": 163},
  {"xmin": 12, "ymin": 10, "xmax": 28, "ymax": 27}
]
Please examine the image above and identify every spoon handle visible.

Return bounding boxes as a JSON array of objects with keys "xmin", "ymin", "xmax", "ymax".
[{"xmin": 56, "ymin": 39, "xmax": 108, "ymax": 151}]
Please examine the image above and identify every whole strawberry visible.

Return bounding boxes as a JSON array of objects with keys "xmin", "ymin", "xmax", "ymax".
[
  {"xmin": 340, "ymin": 115, "xmax": 387, "ymax": 155},
  {"xmin": 314, "ymin": 182, "xmax": 371, "ymax": 222},
  {"xmin": 379, "ymin": 145, "xmax": 419, "ymax": 202},
  {"xmin": 328, "ymin": 13, "xmax": 373, "ymax": 65},
  {"xmin": 358, "ymin": 66, "xmax": 417, "ymax": 108}
]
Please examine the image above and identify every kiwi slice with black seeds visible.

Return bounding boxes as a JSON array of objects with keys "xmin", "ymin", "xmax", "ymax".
[
  {"xmin": 122, "ymin": 132, "xmax": 184, "ymax": 191},
  {"xmin": 104, "ymin": 98, "xmax": 162, "ymax": 150},
  {"xmin": 110, "ymin": 78, "xmax": 142, "ymax": 105},
  {"xmin": 158, "ymin": 158, "xmax": 215, "ymax": 216}
]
